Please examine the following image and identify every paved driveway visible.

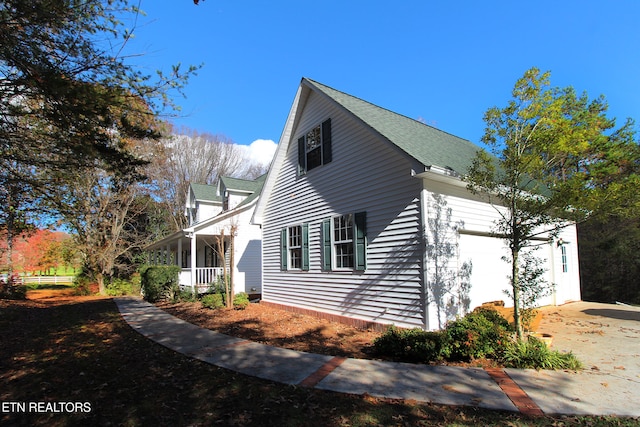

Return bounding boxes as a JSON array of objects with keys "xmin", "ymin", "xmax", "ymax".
[{"xmin": 511, "ymin": 301, "xmax": 640, "ymax": 416}]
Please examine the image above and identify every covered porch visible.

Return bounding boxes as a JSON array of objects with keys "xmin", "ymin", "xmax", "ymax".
[{"xmin": 146, "ymin": 230, "xmax": 230, "ymax": 293}]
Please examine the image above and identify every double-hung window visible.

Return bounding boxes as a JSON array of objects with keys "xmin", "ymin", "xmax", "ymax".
[
  {"xmin": 322, "ymin": 212, "xmax": 367, "ymax": 271},
  {"xmin": 333, "ymin": 214, "xmax": 354, "ymax": 268},
  {"xmin": 288, "ymin": 225, "xmax": 302, "ymax": 269},
  {"xmin": 280, "ymin": 224, "xmax": 309, "ymax": 271},
  {"xmin": 298, "ymin": 118, "xmax": 332, "ymax": 175}
]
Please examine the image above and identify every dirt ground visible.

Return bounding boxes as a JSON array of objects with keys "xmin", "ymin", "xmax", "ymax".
[
  {"xmin": 4, "ymin": 288, "xmax": 595, "ymax": 425},
  {"xmin": 156, "ymin": 300, "xmax": 384, "ymax": 360},
  {"xmin": 19, "ymin": 286, "xmax": 110, "ymax": 305}
]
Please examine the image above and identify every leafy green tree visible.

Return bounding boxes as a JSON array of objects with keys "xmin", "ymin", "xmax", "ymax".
[
  {"xmin": 467, "ymin": 67, "xmax": 639, "ymax": 339},
  {"xmin": 0, "ymin": 170, "xmax": 36, "ymax": 274},
  {"xmin": 0, "ymin": 0, "xmax": 196, "ymax": 231},
  {"xmin": 1, "ymin": 1, "xmax": 198, "ymax": 290}
]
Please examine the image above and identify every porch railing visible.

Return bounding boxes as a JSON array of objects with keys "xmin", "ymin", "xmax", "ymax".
[
  {"xmin": 195, "ymin": 267, "xmax": 224, "ymax": 285},
  {"xmin": 179, "ymin": 267, "xmax": 224, "ymax": 293}
]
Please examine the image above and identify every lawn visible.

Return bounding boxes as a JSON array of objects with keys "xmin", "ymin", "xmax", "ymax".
[{"xmin": 0, "ymin": 288, "xmax": 636, "ymax": 426}]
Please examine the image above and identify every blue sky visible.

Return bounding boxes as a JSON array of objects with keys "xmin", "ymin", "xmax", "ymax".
[{"xmin": 127, "ymin": 0, "xmax": 639, "ymax": 157}]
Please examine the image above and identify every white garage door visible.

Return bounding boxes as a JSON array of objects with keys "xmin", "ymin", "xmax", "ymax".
[{"xmin": 458, "ymin": 233, "xmax": 512, "ymax": 309}]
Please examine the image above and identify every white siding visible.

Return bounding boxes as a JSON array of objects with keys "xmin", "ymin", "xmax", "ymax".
[
  {"xmin": 262, "ymin": 90, "xmax": 427, "ymax": 329},
  {"xmin": 226, "ymin": 192, "xmax": 248, "ymax": 211},
  {"xmin": 232, "ymin": 208, "xmax": 263, "ymax": 295},
  {"xmin": 423, "ymin": 178, "xmax": 581, "ymax": 323},
  {"xmin": 261, "ymin": 87, "xmax": 581, "ymax": 331},
  {"xmin": 195, "ymin": 207, "xmax": 262, "ymax": 295},
  {"xmin": 197, "ymin": 201, "xmax": 222, "ymax": 223}
]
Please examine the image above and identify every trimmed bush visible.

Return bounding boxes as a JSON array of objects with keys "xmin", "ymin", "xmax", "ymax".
[
  {"xmin": 233, "ymin": 292, "xmax": 250, "ymax": 310},
  {"xmin": 371, "ymin": 308, "xmax": 581, "ymax": 370},
  {"xmin": 201, "ymin": 293, "xmax": 224, "ymax": 309},
  {"xmin": 500, "ymin": 336, "xmax": 582, "ymax": 370},
  {"xmin": 140, "ymin": 265, "xmax": 181, "ymax": 303},
  {"xmin": 373, "ymin": 326, "xmax": 444, "ymax": 363},
  {"xmin": 105, "ymin": 278, "xmax": 140, "ymax": 296},
  {"xmin": 441, "ymin": 307, "xmax": 512, "ymax": 361}
]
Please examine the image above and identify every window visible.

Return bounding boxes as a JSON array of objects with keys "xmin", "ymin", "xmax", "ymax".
[
  {"xmin": 280, "ymin": 224, "xmax": 309, "ymax": 271},
  {"xmin": 561, "ymin": 245, "xmax": 568, "ymax": 273},
  {"xmin": 322, "ymin": 212, "xmax": 367, "ymax": 271},
  {"xmin": 288, "ymin": 225, "xmax": 302, "ymax": 269},
  {"xmin": 205, "ymin": 246, "xmax": 216, "ymax": 267},
  {"xmin": 298, "ymin": 118, "xmax": 332, "ymax": 174},
  {"xmin": 334, "ymin": 214, "xmax": 354, "ymax": 268}
]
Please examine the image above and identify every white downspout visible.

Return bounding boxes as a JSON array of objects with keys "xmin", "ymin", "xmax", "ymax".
[
  {"xmin": 419, "ymin": 185, "xmax": 430, "ymax": 331},
  {"xmin": 549, "ymin": 239, "xmax": 557, "ymax": 306}
]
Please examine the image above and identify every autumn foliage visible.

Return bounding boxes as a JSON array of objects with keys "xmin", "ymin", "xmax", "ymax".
[{"xmin": 0, "ymin": 229, "xmax": 79, "ymax": 274}]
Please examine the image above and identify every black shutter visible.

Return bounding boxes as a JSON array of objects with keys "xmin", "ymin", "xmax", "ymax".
[
  {"xmin": 354, "ymin": 211, "xmax": 367, "ymax": 271},
  {"xmin": 297, "ymin": 136, "xmax": 306, "ymax": 175},
  {"xmin": 322, "ymin": 219, "xmax": 332, "ymax": 271},
  {"xmin": 280, "ymin": 228, "xmax": 288, "ymax": 271},
  {"xmin": 321, "ymin": 118, "xmax": 332, "ymax": 165},
  {"xmin": 302, "ymin": 223, "xmax": 310, "ymax": 271}
]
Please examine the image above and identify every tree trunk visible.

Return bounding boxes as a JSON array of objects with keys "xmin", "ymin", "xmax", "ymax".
[
  {"xmin": 511, "ymin": 247, "xmax": 524, "ymax": 341},
  {"xmin": 97, "ymin": 272, "xmax": 106, "ymax": 295},
  {"xmin": 6, "ymin": 216, "xmax": 14, "ymax": 276}
]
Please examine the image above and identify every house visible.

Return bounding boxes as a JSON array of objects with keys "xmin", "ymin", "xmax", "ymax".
[
  {"xmin": 252, "ymin": 78, "xmax": 581, "ymax": 331},
  {"xmin": 147, "ymin": 174, "xmax": 265, "ymax": 299}
]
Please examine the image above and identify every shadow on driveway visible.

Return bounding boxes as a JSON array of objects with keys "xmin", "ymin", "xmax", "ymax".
[{"xmin": 582, "ymin": 307, "xmax": 640, "ymax": 322}]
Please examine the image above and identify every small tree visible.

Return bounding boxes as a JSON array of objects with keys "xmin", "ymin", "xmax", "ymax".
[
  {"xmin": 211, "ymin": 223, "xmax": 238, "ymax": 308},
  {"xmin": 502, "ymin": 247, "xmax": 553, "ymax": 331},
  {"xmin": 467, "ymin": 67, "xmax": 639, "ymax": 340}
]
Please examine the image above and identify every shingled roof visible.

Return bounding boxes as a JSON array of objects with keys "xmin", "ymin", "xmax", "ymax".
[
  {"xmin": 190, "ymin": 183, "xmax": 220, "ymax": 203},
  {"xmin": 304, "ymin": 78, "xmax": 480, "ymax": 176},
  {"xmin": 219, "ymin": 175, "xmax": 264, "ymax": 194}
]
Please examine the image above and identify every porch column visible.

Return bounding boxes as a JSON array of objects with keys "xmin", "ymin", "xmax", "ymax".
[
  {"xmin": 190, "ymin": 232, "xmax": 197, "ymax": 293},
  {"xmin": 166, "ymin": 244, "xmax": 171, "ymax": 265},
  {"xmin": 177, "ymin": 239, "xmax": 183, "ymax": 269}
]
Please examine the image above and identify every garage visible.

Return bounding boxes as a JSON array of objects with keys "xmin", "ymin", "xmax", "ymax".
[
  {"xmin": 458, "ymin": 232, "xmax": 514, "ymax": 309},
  {"xmin": 458, "ymin": 232, "xmax": 559, "ymax": 310}
]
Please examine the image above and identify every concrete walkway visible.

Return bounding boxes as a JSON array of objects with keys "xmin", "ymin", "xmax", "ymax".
[{"xmin": 114, "ymin": 298, "xmax": 640, "ymax": 417}]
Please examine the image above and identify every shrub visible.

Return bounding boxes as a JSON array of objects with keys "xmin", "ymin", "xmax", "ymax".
[
  {"xmin": 208, "ymin": 277, "xmax": 228, "ymax": 302},
  {"xmin": 500, "ymin": 336, "xmax": 582, "ymax": 370},
  {"xmin": 105, "ymin": 278, "xmax": 138, "ymax": 296},
  {"xmin": 373, "ymin": 326, "xmax": 444, "ymax": 363},
  {"xmin": 177, "ymin": 288, "xmax": 198, "ymax": 302},
  {"xmin": 441, "ymin": 307, "xmax": 512, "ymax": 361},
  {"xmin": 72, "ymin": 274, "xmax": 93, "ymax": 296},
  {"xmin": 0, "ymin": 274, "xmax": 26, "ymax": 300},
  {"xmin": 233, "ymin": 292, "xmax": 250, "ymax": 310},
  {"xmin": 139, "ymin": 265, "xmax": 181, "ymax": 303},
  {"xmin": 201, "ymin": 293, "xmax": 224, "ymax": 309},
  {"xmin": 472, "ymin": 306, "xmax": 513, "ymax": 330}
]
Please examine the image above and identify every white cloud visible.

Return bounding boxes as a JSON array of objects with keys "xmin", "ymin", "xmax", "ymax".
[{"xmin": 245, "ymin": 139, "xmax": 277, "ymax": 166}]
